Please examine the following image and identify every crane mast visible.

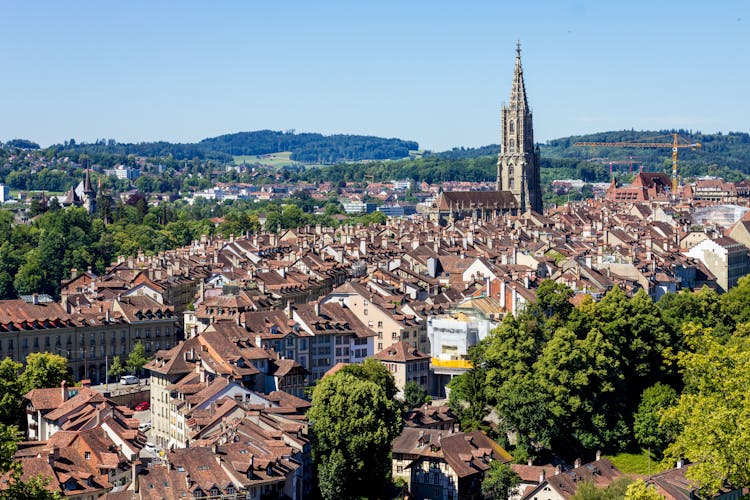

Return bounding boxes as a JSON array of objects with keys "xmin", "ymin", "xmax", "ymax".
[{"xmin": 575, "ymin": 133, "xmax": 701, "ymax": 194}]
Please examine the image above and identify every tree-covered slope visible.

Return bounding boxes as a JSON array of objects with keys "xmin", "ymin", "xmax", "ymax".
[
  {"xmin": 429, "ymin": 129, "xmax": 750, "ymax": 180},
  {"xmin": 41, "ymin": 130, "xmax": 418, "ymax": 164}
]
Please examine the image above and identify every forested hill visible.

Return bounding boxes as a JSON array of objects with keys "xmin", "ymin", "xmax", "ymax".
[
  {"xmin": 430, "ymin": 129, "xmax": 750, "ymax": 179},
  {"xmin": 50, "ymin": 130, "xmax": 419, "ymax": 164},
  {"xmin": 200, "ymin": 131, "xmax": 418, "ymax": 163}
]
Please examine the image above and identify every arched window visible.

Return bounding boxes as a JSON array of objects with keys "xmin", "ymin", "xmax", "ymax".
[
  {"xmin": 509, "ymin": 139, "xmax": 515, "ymax": 153},
  {"xmin": 509, "ymin": 120, "xmax": 515, "ymax": 133}
]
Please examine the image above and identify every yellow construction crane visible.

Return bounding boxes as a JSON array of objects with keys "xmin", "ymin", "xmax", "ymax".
[{"xmin": 575, "ymin": 133, "xmax": 701, "ymax": 194}]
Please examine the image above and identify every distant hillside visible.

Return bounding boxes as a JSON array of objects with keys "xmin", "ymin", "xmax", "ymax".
[
  {"xmin": 430, "ymin": 130, "xmax": 750, "ymax": 181},
  {"xmin": 53, "ymin": 130, "xmax": 418, "ymax": 164},
  {"xmin": 201, "ymin": 131, "xmax": 418, "ymax": 163},
  {"xmin": 426, "ymin": 144, "xmax": 499, "ymax": 159}
]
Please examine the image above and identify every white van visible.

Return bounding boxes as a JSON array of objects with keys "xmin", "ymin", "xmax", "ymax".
[{"xmin": 120, "ymin": 375, "xmax": 139, "ymax": 385}]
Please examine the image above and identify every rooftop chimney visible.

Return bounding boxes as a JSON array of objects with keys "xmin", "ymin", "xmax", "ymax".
[
  {"xmin": 286, "ymin": 301, "xmax": 294, "ymax": 319},
  {"xmin": 46, "ymin": 446, "xmax": 59, "ymax": 466},
  {"xmin": 61, "ymin": 380, "xmax": 68, "ymax": 402},
  {"xmin": 574, "ymin": 458, "xmax": 582, "ymax": 469},
  {"xmin": 132, "ymin": 460, "xmax": 139, "ymax": 493},
  {"xmin": 539, "ymin": 469, "xmax": 546, "ymax": 484}
]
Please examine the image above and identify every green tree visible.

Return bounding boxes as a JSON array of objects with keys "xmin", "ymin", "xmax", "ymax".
[
  {"xmin": 403, "ymin": 381, "xmax": 428, "ymax": 409},
  {"xmin": 662, "ymin": 323, "xmax": 750, "ymax": 495},
  {"xmin": 308, "ymin": 371, "xmax": 402, "ymax": 499},
  {"xmin": 633, "ymin": 383, "xmax": 679, "ymax": 458},
  {"xmin": 572, "ymin": 477, "xmax": 632, "ymax": 500},
  {"xmin": 341, "ymin": 358, "xmax": 398, "ymax": 399},
  {"xmin": 533, "ymin": 327, "xmax": 628, "ymax": 452},
  {"xmin": 720, "ymin": 275, "xmax": 750, "ymax": 327},
  {"xmin": 481, "ymin": 461, "xmax": 521, "ymax": 500},
  {"xmin": 624, "ymin": 480, "xmax": 662, "ymax": 500},
  {"xmin": 19, "ymin": 353, "xmax": 68, "ymax": 395},
  {"xmin": 0, "ymin": 358, "xmax": 23, "ymax": 425},
  {"xmin": 317, "ymin": 449, "xmax": 347, "ymax": 500},
  {"xmin": 658, "ymin": 287, "xmax": 729, "ymax": 341},
  {"xmin": 536, "ymin": 279, "xmax": 574, "ymax": 320},
  {"xmin": 448, "ymin": 360, "xmax": 491, "ymax": 432},
  {"xmin": 108, "ymin": 356, "xmax": 124, "ymax": 381},
  {"xmin": 126, "ymin": 342, "xmax": 149, "ymax": 376},
  {"xmin": 0, "ymin": 423, "xmax": 62, "ymax": 500},
  {"xmin": 13, "ymin": 250, "xmax": 45, "ymax": 296}
]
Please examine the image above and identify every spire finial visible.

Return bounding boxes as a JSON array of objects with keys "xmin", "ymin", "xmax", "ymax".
[{"xmin": 516, "ymin": 39, "xmax": 521, "ymax": 58}]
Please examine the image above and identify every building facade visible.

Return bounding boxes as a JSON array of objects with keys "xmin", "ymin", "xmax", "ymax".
[
  {"xmin": 0, "ymin": 295, "xmax": 176, "ymax": 383},
  {"xmin": 685, "ymin": 237, "xmax": 750, "ymax": 292}
]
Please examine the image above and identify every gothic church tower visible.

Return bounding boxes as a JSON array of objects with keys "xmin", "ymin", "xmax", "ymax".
[{"xmin": 496, "ymin": 42, "xmax": 542, "ymax": 213}]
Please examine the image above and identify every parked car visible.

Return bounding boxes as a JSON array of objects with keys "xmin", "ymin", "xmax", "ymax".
[
  {"xmin": 134, "ymin": 401, "xmax": 150, "ymax": 411},
  {"xmin": 138, "ymin": 422, "xmax": 152, "ymax": 432},
  {"xmin": 120, "ymin": 375, "xmax": 139, "ymax": 385}
]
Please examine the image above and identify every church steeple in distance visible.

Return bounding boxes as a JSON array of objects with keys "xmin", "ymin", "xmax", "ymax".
[{"xmin": 496, "ymin": 41, "xmax": 543, "ymax": 214}]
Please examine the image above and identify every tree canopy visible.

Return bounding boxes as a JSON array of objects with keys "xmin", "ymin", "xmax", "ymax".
[
  {"xmin": 0, "ymin": 423, "xmax": 62, "ymax": 500},
  {"xmin": 19, "ymin": 353, "xmax": 68, "ymax": 395},
  {"xmin": 308, "ymin": 363, "xmax": 402, "ymax": 499},
  {"xmin": 481, "ymin": 461, "xmax": 521, "ymax": 500},
  {"xmin": 661, "ymin": 323, "xmax": 750, "ymax": 496},
  {"xmin": 126, "ymin": 342, "xmax": 149, "ymax": 376}
]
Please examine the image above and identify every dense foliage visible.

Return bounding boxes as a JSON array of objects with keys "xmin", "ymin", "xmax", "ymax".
[
  {"xmin": 448, "ymin": 277, "xmax": 750, "ymax": 489},
  {"xmin": 36, "ymin": 130, "xmax": 418, "ymax": 164},
  {"xmin": 308, "ymin": 359, "xmax": 402, "ymax": 499},
  {"xmin": 661, "ymin": 322, "xmax": 750, "ymax": 496},
  {"xmin": 481, "ymin": 461, "xmax": 521, "ymax": 499},
  {"xmin": 0, "ymin": 423, "xmax": 61, "ymax": 499},
  {"xmin": 0, "ymin": 353, "xmax": 69, "ymax": 428}
]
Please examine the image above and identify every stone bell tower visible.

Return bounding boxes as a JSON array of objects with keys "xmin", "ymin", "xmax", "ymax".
[{"xmin": 496, "ymin": 42, "xmax": 542, "ymax": 213}]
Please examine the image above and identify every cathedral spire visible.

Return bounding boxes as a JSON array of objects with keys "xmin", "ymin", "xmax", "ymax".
[
  {"xmin": 510, "ymin": 40, "xmax": 529, "ymax": 111},
  {"xmin": 497, "ymin": 42, "xmax": 542, "ymax": 214}
]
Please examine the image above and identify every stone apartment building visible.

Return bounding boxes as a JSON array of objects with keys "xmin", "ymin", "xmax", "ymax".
[
  {"xmin": 373, "ymin": 340, "xmax": 431, "ymax": 395},
  {"xmin": 322, "ymin": 281, "xmax": 428, "ymax": 354},
  {"xmin": 391, "ymin": 427, "xmax": 513, "ymax": 500},
  {"xmin": 0, "ymin": 294, "xmax": 176, "ymax": 383},
  {"xmin": 685, "ymin": 236, "xmax": 750, "ymax": 292},
  {"xmin": 293, "ymin": 301, "xmax": 375, "ymax": 382}
]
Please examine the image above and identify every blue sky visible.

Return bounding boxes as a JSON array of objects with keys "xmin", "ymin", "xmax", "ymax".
[{"xmin": 1, "ymin": 1, "xmax": 748, "ymax": 151}]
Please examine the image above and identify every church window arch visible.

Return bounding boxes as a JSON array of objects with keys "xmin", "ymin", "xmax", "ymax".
[
  {"xmin": 509, "ymin": 139, "xmax": 515, "ymax": 153},
  {"xmin": 509, "ymin": 120, "xmax": 515, "ymax": 133}
]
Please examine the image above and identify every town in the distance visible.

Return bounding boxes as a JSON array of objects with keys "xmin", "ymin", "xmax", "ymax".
[{"xmin": 1, "ymin": 45, "xmax": 749, "ymax": 500}]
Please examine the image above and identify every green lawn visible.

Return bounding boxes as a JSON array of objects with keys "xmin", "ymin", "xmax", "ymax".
[
  {"xmin": 233, "ymin": 152, "xmax": 298, "ymax": 168},
  {"xmin": 605, "ymin": 450, "xmax": 663, "ymax": 475}
]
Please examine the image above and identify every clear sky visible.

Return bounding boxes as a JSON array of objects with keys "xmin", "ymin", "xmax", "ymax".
[{"xmin": 1, "ymin": 1, "xmax": 748, "ymax": 151}]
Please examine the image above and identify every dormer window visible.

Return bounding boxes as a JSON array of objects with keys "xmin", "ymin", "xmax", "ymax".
[
  {"xmin": 84, "ymin": 451, "xmax": 91, "ymax": 460},
  {"xmin": 270, "ymin": 326, "xmax": 278, "ymax": 335}
]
